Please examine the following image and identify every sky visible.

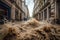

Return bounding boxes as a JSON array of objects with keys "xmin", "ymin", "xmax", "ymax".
[{"xmin": 25, "ymin": 0, "xmax": 34, "ymax": 17}]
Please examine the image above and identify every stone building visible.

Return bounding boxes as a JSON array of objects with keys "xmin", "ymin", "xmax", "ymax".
[
  {"xmin": 24, "ymin": 5, "xmax": 29, "ymax": 20},
  {"xmin": 33, "ymin": 0, "xmax": 60, "ymax": 23},
  {"xmin": 33, "ymin": 0, "xmax": 40, "ymax": 20},
  {"xmin": 26, "ymin": 5, "xmax": 29, "ymax": 20},
  {"xmin": 0, "ymin": 0, "xmax": 29, "ymax": 22},
  {"xmin": 0, "ymin": 0, "xmax": 22, "ymax": 21},
  {"xmin": 22, "ymin": 0, "xmax": 29, "ymax": 21}
]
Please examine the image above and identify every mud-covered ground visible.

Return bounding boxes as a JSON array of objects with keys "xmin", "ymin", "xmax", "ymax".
[{"xmin": 0, "ymin": 18, "xmax": 60, "ymax": 40}]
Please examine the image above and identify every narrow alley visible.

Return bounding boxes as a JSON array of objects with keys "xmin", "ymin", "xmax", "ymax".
[{"xmin": 0, "ymin": 0, "xmax": 60, "ymax": 40}]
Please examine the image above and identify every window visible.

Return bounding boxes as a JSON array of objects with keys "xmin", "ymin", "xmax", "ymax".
[
  {"xmin": 44, "ymin": 0, "xmax": 47, "ymax": 3},
  {"xmin": 57, "ymin": 1, "xmax": 60, "ymax": 18},
  {"xmin": 44, "ymin": 0, "xmax": 50, "ymax": 4},
  {"xmin": 15, "ymin": 9, "xmax": 19, "ymax": 21},
  {"xmin": 51, "ymin": 0, "xmax": 55, "ymax": 3},
  {"xmin": 9, "ymin": 0, "xmax": 15, "ymax": 3},
  {"xmin": 0, "ymin": 9, "xmax": 4, "ymax": 17},
  {"xmin": 44, "ymin": 9, "xmax": 47, "ymax": 20},
  {"xmin": 41, "ymin": 13, "xmax": 43, "ymax": 20},
  {"xmin": 48, "ymin": 6, "xmax": 51, "ymax": 18}
]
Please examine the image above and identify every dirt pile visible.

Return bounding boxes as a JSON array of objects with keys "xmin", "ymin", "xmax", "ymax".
[{"xmin": 0, "ymin": 18, "xmax": 60, "ymax": 40}]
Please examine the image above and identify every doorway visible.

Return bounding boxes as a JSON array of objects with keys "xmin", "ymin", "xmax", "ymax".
[{"xmin": 57, "ymin": 0, "xmax": 60, "ymax": 19}]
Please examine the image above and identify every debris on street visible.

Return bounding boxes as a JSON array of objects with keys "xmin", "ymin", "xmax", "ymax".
[{"xmin": 0, "ymin": 18, "xmax": 60, "ymax": 40}]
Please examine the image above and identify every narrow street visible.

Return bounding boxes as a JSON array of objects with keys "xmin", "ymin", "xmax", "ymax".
[
  {"xmin": 0, "ymin": 0, "xmax": 60, "ymax": 40},
  {"xmin": 0, "ymin": 18, "xmax": 60, "ymax": 40}
]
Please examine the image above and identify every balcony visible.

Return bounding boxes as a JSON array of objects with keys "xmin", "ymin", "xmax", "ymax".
[
  {"xmin": 44, "ymin": 0, "xmax": 50, "ymax": 5},
  {"xmin": 39, "ymin": 0, "xmax": 50, "ymax": 11}
]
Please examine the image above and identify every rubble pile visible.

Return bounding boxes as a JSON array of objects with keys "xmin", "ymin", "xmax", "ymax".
[
  {"xmin": 21, "ymin": 18, "xmax": 41, "ymax": 29},
  {"xmin": 0, "ymin": 18, "xmax": 60, "ymax": 40},
  {"xmin": 19, "ymin": 24, "xmax": 60, "ymax": 40},
  {"xmin": 0, "ymin": 24, "xmax": 10, "ymax": 40}
]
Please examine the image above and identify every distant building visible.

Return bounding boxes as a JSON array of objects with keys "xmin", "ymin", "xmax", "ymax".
[
  {"xmin": 22, "ymin": 0, "xmax": 29, "ymax": 21},
  {"xmin": 33, "ymin": 0, "xmax": 60, "ymax": 24},
  {"xmin": 33, "ymin": 0, "xmax": 40, "ymax": 20}
]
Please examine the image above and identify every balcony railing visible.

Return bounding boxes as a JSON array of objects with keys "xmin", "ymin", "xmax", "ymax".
[{"xmin": 44, "ymin": 0, "xmax": 50, "ymax": 5}]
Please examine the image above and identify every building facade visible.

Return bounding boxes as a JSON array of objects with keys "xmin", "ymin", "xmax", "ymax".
[
  {"xmin": 33, "ymin": 0, "xmax": 40, "ymax": 20},
  {"xmin": 22, "ymin": 0, "xmax": 29, "ymax": 21},
  {"xmin": 0, "ymin": 0, "xmax": 29, "ymax": 22},
  {"xmin": 0, "ymin": 0, "xmax": 22, "ymax": 21},
  {"xmin": 33, "ymin": 0, "xmax": 60, "ymax": 23}
]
